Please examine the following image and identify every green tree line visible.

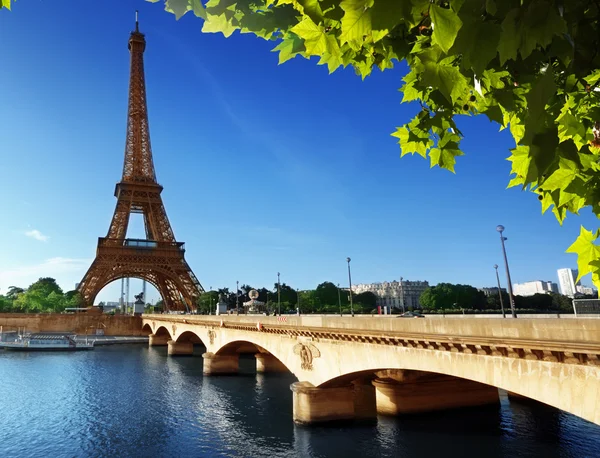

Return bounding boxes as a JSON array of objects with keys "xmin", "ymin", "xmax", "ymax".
[
  {"xmin": 419, "ymin": 282, "xmax": 580, "ymax": 313},
  {"xmin": 0, "ymin": 278, "xmax": 83, "ymax": 313},
  {"xmin": 196, "ymin": 281, "xmax": 377, "ymax": 315}
]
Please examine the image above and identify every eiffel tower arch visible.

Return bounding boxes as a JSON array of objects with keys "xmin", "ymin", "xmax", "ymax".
[{"xmin": 78, "ymin": 20, "xmax": 203, "ymax": 312}]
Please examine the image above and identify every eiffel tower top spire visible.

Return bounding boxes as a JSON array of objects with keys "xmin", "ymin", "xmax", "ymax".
[{"xmin": 122, "ymin": 11, "xmax": 156, "ymax": 183}]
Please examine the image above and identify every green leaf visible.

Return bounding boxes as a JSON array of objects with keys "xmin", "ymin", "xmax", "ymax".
[
  {"xmin": 370, "ymin": 0, "xmax": 404, "ymax": 33},
  {"xmin": 290, "ymin": 16, "xmax": 330, "ymax": 55},
  {"xmin": 391, "ymin": 126, "xmax": 432, "ymax": 158},
  {"xmin": 520, "ymin": 0, "xmax": 567, "ymax": 60},
  {"xmin": 272, "ymin": 33, "xmax": 306, "ymax": 64},
  {"xmin": 557, "ymin": 111, "xmax": 588, "ymax": 151},
  {"xmin": 566, "ymin": 226, "xmax": 600, "ymax": 283},
  {"xmin": 430, "ymin": 4, "xmax": 463, "ymax": 54},
  {"xmin": 485, "ymin": 0, "xmax": 497, "ymax": 16},
  {"xmin": 452, "ymin": 18, "xmax": 500, "ymax": 75},
  {"xmin": 417, "ymin": 50, "xmax": 468, "ymax": 104},
  {"xmin": 498, "ymin": 8, "xmax": 520, "ymax": 65},
  {"xmin": 340, "ymin": 0, "xmax": 372, "ymax": 50},
  {"xmin": 202, "ymin": 13, "xmax": 237, "ymax": 37},
  {"xmin": 541, "ymin": 158, "xmax": 578, "ymax": 192},
  {"xmin": 429, "ymin": 140, "xmax": 464, "ymax": 173},
  {"xmin": 165, "ymin": 0, "xmax": 194, "ymax": 20}
]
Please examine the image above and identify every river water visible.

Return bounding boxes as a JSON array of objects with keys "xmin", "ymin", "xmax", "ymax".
[{"xmin": 0, "ymin": 345, "xmax": 598, "ymax": 458}]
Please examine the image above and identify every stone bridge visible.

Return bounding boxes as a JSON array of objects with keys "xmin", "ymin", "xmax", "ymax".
[{"xmin": 142, "ymin": 315, "xmax": 600, "ymax": 426}]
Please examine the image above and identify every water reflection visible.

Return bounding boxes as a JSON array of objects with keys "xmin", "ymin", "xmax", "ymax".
[{"xmin": 0, "ymin": 346, "xmax": 598, "ymax": 458}]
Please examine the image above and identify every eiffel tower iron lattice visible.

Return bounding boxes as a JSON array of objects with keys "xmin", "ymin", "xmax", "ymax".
[{"xmin": 78, "ymin": 21, "xmax": 203, "ymax": 312}]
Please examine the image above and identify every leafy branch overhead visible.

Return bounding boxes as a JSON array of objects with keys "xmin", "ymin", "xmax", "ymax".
[{"xmin": 136, "ymin": 0, "xmax": 600, "ymax": 291}]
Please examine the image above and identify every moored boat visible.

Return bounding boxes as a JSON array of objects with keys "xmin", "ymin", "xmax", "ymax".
[{"xmin": 1, "ymin": 334, "xmax": 95, "ymax": 351}]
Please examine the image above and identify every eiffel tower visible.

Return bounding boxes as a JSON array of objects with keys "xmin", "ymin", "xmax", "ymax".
[{"xmin": 78, "ymin": 19, "xmax": 203, "ymax": 312}]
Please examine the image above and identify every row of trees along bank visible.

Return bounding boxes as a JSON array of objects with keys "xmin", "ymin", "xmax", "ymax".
[
  {"xmin": 1, "ymin": 278, "xmax": 585, "ymax": 315},
  {"xmin": 418, "ymin": 282, "xmax": 583, "ymax": 314},
  {"xmin": 0, "ymin": 278, "xmax": 83, "ymax": 313}
]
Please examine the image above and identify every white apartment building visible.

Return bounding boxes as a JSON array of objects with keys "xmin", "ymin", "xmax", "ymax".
[
  {"xmin": 479, "ymin": 287, "xmax": 506, "ymax": 297},
  {"xmin": 576, "ymin": 285, "xmax": 596, "ymax": 296},
  {"xmin": 512, "ymin": 280, "xmax": 558, "ymax": 297},
  {"xmin": 352, "ymin": 278, "xmax": 429, "ymax": 310},
  {"xmin": 557, "ymin": 268, "xmax": 579, "ymax": 298}
]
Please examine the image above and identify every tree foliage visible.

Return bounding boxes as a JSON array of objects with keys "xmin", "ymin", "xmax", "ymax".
[
  {"xmin": 0, "ymin": 278, "xmax": 81, "ymax": 313},
  {"xmin": 419, "ymin": 282, "xmax": 487, "ymax": 310},
  {"xmin": 139, "ymin": 0, "xmax": 600, "ymax": 291}
]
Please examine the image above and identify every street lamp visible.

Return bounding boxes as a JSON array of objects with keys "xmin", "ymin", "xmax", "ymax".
[
  {"xmin": 337, "ymin": 283, "xmax": 342, "ymax": 317},
  {"xmin": 236, "ymin": 280, "xmax": 239, "ymax": 315},
  {"xmin": 297, "ymin": 289, "xmax": 300, "ymax": 316},
  {"xmin": 493, "ymin": 265, "xmax": 506, "ymax": 318},
  {"xmin": 347, "ymin": 257, "xmax": 354, "ymax": 317},
  {"xmin": 209, "ymin": 285, "xmax": 213, "ymax": 315},
  {"xmin": 277, "ymin": 272, "xmax": 281, "ymax": 316},
  {"xmin": 496, "ymin": 225, "xmax": 517, "ymax": 318}
]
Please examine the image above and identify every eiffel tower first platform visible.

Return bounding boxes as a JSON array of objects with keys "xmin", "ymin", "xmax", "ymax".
[{"xmin": 78, "ymin": 20, "xmax": 203, "ymax": 312}]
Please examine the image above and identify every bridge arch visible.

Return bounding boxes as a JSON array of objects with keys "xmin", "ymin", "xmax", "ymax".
[
  {"xmin": 312, "ymin": 347, "xmax": 599, "ymax": 423},
  {"xmin": 212, "ymin": 338, "xmax": 293, "ymax": 375},
  {"xmin": 175, "ymin": 330, "xmax": 205, "ymax": 346}
]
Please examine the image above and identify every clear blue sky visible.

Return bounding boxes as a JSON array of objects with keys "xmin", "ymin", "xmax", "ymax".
[{"xmin": 0, "ymin": 1, "xmax": 596, "ymax": 303}]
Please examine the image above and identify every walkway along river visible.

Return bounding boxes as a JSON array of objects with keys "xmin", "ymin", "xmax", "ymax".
[{"xmin": 0, "ymin": 344, "xmax": 599, "ymax": 457}]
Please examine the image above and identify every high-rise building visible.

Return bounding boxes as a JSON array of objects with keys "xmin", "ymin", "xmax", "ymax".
[
  {"xmin": 557, "ymin": 268, "xmax": 580, "ymax": 298},
  {"xmin": 512, "ymin": 281, "xmax": 558, "ymax": 297},
  {"xmin": 352, "ymin": 278, "xmax": 429, "ymax": 310}
]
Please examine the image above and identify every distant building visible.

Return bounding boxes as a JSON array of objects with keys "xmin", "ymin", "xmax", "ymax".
[
  {"xmin": 513, "ymin": 281, "xmax": 558, "ymax": 297},
  {"xmin": 479, "ymin": 287, "xmax": 506, "ymax": 297},
  {"xmin": 352, "ymin": 278, "xmax": 429, "ymax": 310},
  {"xmin": 576, "ymin": 285, "xmax": 597, "ymax": 296},
  {"xmin": 557, "ymin": 268, "xmax": 580, "ymax": 298}
]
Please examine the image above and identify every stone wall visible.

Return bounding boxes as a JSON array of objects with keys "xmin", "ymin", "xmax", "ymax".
[{"xmin": 0, "ymin": 313, "xmax": 145, "ymax": 336}]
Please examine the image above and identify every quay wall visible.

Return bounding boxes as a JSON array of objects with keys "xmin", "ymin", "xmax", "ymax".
[{"xmin": 0, "ymin": 313, "xmax": 145, "ymax": 336}]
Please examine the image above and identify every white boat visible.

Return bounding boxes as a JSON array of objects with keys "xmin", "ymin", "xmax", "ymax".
[{"xmin": 1, "ymin": 333, "xmax": 95, "ymax": 351}]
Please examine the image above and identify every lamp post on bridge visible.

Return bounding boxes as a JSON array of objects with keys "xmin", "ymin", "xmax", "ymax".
[
  {"xmin": 297, "ymin": 289, "xmax": 300, "ymax": 316},
  {"xmin": 347, "ymin": 257, "xmax": 354, "ymax": 317},
  {"xmin": 493, "ymin": 265, "xmax": 506, "ymax": 318},
  {"xmin": 337, "ymin": 283, "xmax": 342, "ymax": 317},
  {"xmin": 236, "ymin": 280, "xmax": 239, "ymax": 315},
  {"xmin": 277, "ymin": 272, "xmax": 281, "ymax": 316},
  {"xmin": 496, "ymin": 225, "xmax": 517, "ymax": 318},
  {"xmin": 209, "ymin": 285, "xmax": 213, "ymax": 315}
]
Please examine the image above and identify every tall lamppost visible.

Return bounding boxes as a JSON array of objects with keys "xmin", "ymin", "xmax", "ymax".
[
  {"xmin": 277, "ymin": 272, "xmax": 281, "ymax": 316},
  {"xmin": 236, "ymin": 280, "xmax": 239, "ymax": 315},
  {"xmin": 496, "ymin": 225, "xmax": 517, "ymax": 318},
  {"xmin": 492, "ymin": 265, "xmax": 506, "ymax": 318},
  {"xmin": 337, "ymin": 283, "xmax": 342, "ymax": 317},
  {"xmin": 209, "ymin": 285, "xmax": 213, "ymax": 315},
  {"xmin": 347, "ymin": 257, "xmax": 354, "ymax": 317},
  {"xmin": 297, "ymin": 289, "xmax": 300, "ymax": 316}
]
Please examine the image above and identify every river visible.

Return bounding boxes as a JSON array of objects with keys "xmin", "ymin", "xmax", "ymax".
[{"xmin": 0, "ymin": 345, "xmax": 598, "ymax": 457}]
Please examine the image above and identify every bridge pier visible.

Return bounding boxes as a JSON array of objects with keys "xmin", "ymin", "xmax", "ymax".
[
  {"xmin": 291, "ymin": 382, "xmax": 356, "ymax": 424},
  {"xmin": 202, "ymin": 352, "xmax": 239, "ymax": 375},
  {"xmin": 148, "ymin": 333, "xmax": 169, "ymax": 346},
  {"xmin": 352, "ymin": 380, "xmax": 377, "ymax": 421},
  {"xmin": 255, "ymin": 353, "xmax": 288, "ymax": 373},
  {"xmin": 372, "ymin": 375, "xmax": 499, "ymax": 415},
  {"xmin": 167, "ymin": 340, "xmax": 193, "ymax": 356}
]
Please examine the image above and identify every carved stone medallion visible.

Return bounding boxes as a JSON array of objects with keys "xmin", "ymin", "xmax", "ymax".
[{"xmin": 293, "ymin": 343, "xmax": 321, "ymax": 371}]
